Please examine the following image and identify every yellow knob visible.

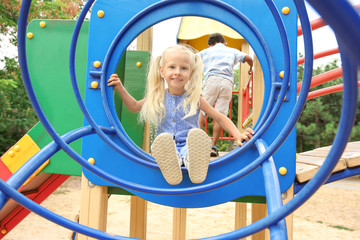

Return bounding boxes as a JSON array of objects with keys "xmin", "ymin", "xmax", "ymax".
[
  {"xmin": 279, "ymin": 167, "xmax": 287, "ymax": 175},
  {"xmin": 91, "ymin": 81, "xmax": 99, "ymax": 89},
  {"xmin": 279, "ymin": 71, "xmax": 284, "ymax": 79},
  {"xmin": 88, "ymin": 158, "xmax": 95, "ymax": 165},
  {"xmin": 282, "ymin": 7, "xmax": 290, "ymax": 15},
  {"xmin": 8, "ymin": 150, "xmax": 15, "ymax": 157},
  {"xmin": 136, "ymin": 62, "xmax": 142, "ymax": 67},
  {"xmin": 1, "ymin": 228, "xmax": 7, "ymax": 234},
  {"xmin": 94, "ymin": 61, "xmax": 101, "ymax": 68},
  {"xmin": 97, "ymin": 10, "xmax": 105, "ymax": 18},
  {"xmin": 40, "ymin": 21, "xmax": 46, "ymax": 28},
  {"xmin": 27, "ymin": 32, "xmax": 34, "ymax": 39},
  {"xmin": 14, "ymin": 145, "xmax": 21, "ymax": 152}
]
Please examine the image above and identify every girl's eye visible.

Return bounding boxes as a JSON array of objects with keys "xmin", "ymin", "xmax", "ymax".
[{"xmin": 182, "ymin": 67, "xmax": 189, "ymax": 70}]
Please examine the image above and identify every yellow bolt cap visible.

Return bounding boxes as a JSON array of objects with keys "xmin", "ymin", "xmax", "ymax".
[
  {"xmin": 14, "ymin": 145, "xmax": 21, "ymax": 152},
  {"xmin": 8, "ymin": 150, "xmax": 15, "ymax": 157},
  {"xmin": 279, "ymin": 71, "xmax": 284, "ymax": 78},
  {"xmin": 88, "ymin": 158, "xmax": 95, "ymax": 165},
  {"xmin": 94, "ymin": 61, "xmax": 101, "ymax": 68},
  {"xmin": 1, "ymin": 228, "xmax": 7, "ymax": 234},
  {"xmin": 136, "ymin": 62, "xmax": 142, "ymax": 67},
  {"xmin": 91, "ymin": 81, "xmax": 99, "ymax": 89},
  {"xmin": 279, "ymin": 167, "xmax": 287, "ymax": 175},
  {"xmin": 97, "ymin": 10, "xmax": 105, "ymax": 18},
  {"xmin": 40, "ymin": 21, "xmax": 46, "ymax": 28},
  {"xmin": 282, "ymin": 7, "xmax": 290, "ymax": 15},
  {"xmin": 27, "ymin": 32, "xmax": 34, "ymax": 39}
]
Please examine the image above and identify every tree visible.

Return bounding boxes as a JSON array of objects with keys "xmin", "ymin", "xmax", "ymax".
[
  {"xmin": 0, "ymin": 0, "xmax": 85, "ymax": 155},
  {"xmin": 296, "ymin": 57, "xmax": 360, "ymax": 152}
]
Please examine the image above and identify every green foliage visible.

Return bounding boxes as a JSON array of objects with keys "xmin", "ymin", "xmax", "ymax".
[
  {"xmin": 0, "ymin": 57, "xmax": 38, "ymax": 155},
  {"xmin": 0, "ymin": 0, "xmax": 85, "ymax": 155},
  {"xmin": 296, "ymin": 57, "xmax": 360, "ymax": 152}
]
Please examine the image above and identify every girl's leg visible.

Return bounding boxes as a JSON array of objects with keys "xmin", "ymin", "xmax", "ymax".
[
  {"xmin": 185, "ymin": 128, "xmax": 212, "ymax": 183},
  {"xmin": 151, "ymin": 133, "xmax": 182, "ymax": 185}
]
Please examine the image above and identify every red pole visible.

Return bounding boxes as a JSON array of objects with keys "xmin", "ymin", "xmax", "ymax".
[
  {"xmin": 307, "ymin": 81, "xmax": 360, "ymax": 100},
  {"xmin": 297, "ymin": 67, "xmax": 343, "ymax": 93},
  {"xmin": 297, "ymin": 48, "xmax": 339, "ymax": 65},
  {"xmin": 297, "ymin": 4, "xmax": 360, "ymax": 36}
]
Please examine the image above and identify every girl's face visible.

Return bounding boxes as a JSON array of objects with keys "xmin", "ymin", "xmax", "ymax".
[{"xmin": 160, "ymin": 50, "xmax": 193, "ymax": 95}]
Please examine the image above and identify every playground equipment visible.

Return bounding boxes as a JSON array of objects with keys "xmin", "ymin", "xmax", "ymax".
[{"xmin": 0, "ymin": 0, "xmax": 359, "ymax": 239}]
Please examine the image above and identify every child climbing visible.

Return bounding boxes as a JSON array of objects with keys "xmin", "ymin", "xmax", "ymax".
[
  {"xmin": 108, "ymin": 45, "xmax": 254, "ymax": 185},
  {"xmin": 198, "ymin": 33, "xmax": 254, "ymax": 157}
]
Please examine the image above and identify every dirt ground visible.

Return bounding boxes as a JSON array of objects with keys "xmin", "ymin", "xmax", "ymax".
[{"xmin": 4, "ymin": 176, "xmax": 360, "ymax": 240}]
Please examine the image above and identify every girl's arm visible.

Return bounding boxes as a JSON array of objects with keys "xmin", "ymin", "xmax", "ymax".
[
  {"xmin": 199, "ymin": 97, "xmax": 254, "ymax": 146},
  {"xmin": 107, "ymin": 74, "xmax": 145, "ymax": 113}
]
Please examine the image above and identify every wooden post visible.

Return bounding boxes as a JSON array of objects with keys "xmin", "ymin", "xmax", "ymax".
[
  {"xmin": 128, "ymin": 27, "xmax": 153, "ymax": 239},
  {"xmin": 250, "ymin": 55, "xmax": 267, "ymax": 240},
  {"xmin": 235, "ymin": 41, "xmax": 251, "ymax": 237},
  {"xmin": 78, "ymin": 174, "xmax": 108, "ymax": 240},
  {"xmin": 283, "ymin": 185, "xmax": 294, "ymax": 240},
  {"xmin": 173, "ymin": 208, "xmax": 187, "ymax": 240},
  {"xmin": 235, "ymin": 202, "xmax": 247, "ymax": 240},
  {"xmin": 251, "ymin": 203, "xmax": 269, "ymax": 240},
  {"xmin": 252, "ymin": 55, "xmax": 264, "ymax": 123}
]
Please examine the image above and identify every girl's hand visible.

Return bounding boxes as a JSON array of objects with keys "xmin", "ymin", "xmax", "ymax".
[
  {"xmin": 235, "ymin": 128, "xmax": 254, "ymax": 146},
  {"xmin": 107, "ymin": 74, "xmax": 123, "ymax": 92}
]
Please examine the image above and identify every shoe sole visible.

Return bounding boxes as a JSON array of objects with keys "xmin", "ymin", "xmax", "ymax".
[
  {"xmin": 187, "ymin": 128, "xmax": 212, "ymax": 183},
  {"xmin": 151, "ymin": 133, "xmax": 182, "ymax": 185}
]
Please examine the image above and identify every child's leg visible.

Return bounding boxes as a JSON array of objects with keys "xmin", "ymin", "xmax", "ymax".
[
  {"xmin": 185, "ymin": 128, "xmax": 212, "ymax": 183},
  {"xmin": 151, "ymin": 133, "xmax": 182, "ymax": 185}
]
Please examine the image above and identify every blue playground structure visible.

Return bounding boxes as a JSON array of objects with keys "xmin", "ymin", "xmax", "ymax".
[{"xmin": 0, "ymin": 0, "xmax": 359, "ymax": 239}]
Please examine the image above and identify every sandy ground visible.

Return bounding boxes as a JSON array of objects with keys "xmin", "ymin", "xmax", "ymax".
[{"xmin": 4, "ymin": 176, "xmax": 360, "ymax": 240}]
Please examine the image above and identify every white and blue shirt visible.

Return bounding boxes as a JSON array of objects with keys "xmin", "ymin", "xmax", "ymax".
[{"xmin": 199, "ymin": 43, "xmax": 247, "ymax": 84}]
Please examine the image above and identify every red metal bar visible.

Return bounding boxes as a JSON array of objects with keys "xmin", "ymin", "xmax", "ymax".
[
  {"xmin": 297, "ymin": 48, "xmax": 339, "ymax": 65},
  {"xmin": 298, "ymin": 18, "xmax": 326, "ymax": 36},
  {"xmin": 297, "ymin": 4, "xmax": 360, "ymax": 36},
  {"xmin": 297, "ymin": 67, "xmax": 343, "ymax": 93},
  {"xmin": 307, "ymin": 81, "xmax": 360, "ymax": 100}
]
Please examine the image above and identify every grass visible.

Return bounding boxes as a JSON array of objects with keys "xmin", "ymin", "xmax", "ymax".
[
  {"xmin": 315, "ymin": 220, "xmax": 354, "ymax": 232},
  {"xmin": 329, "ymin": 225, "xmax": 355, "ymax": 231}
]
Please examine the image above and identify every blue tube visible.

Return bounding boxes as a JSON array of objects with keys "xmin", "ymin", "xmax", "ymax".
[{"xmin": 256, "ymin": 139, "xmax": 288, "ymax": 240}]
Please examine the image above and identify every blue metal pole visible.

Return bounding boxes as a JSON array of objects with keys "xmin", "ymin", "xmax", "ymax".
[{"xmin": 256, "ymin": 139, "xmax": 288, "ymax": 240}]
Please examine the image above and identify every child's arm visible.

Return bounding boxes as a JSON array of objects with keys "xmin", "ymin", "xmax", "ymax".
[
  {"xmin": 107, "ymin": 74, "xmax": 145, "ymax": 113},
  {"xmin": 199, "ymin": 97, "xmax": 254, "ymax": 146},
  {"xmin": 244, "ymin": 55, "xmax": 253, "ymax": 75}
]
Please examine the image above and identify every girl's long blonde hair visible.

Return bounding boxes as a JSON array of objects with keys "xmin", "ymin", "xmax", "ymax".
[{"xmin": 139, "ymin": 45, "xmax": 203, "ymax": 126}]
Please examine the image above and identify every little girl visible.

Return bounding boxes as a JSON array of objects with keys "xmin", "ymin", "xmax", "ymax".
[{"xmin": 108, "ymin": 45, "xmax": 254, "ymax": 185}]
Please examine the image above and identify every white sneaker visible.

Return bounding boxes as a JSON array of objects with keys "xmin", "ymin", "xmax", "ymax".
[
  {"xmin": 151, "ymin": 133, "xmax": 182, "ymax": 185},
  {"xmin": 185, "ymin": 128, "xmax": 212, "ymax": 184}
]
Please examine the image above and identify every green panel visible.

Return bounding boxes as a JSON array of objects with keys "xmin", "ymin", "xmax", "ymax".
[
  {"xmin": 26, "ymin": 20, "xmax": 89, "ymax": 176},
  {"xmin": 114, "ymin": 52, "xmax": 127, "ymax": 119},
  {"xmin": 120, "ymin": 51, "xmax": 150, "ymax": 147},
  {"xmin": 108, "ymin": 186, "xmax": 266, "ymax": 203}
]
